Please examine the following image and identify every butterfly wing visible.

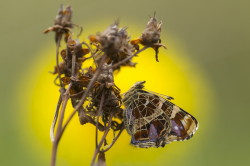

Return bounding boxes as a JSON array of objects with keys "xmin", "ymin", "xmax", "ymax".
[
  {"xmin": 123, "ymin": 87, "xmax": 198, "ymax": 148},
  {"xmin": 160, "ymin": 99, "xmax": 199, "ymax": 143},
  {"xmin": 124, "ymin": 92, "xmax": 171, "ymax": 148}
]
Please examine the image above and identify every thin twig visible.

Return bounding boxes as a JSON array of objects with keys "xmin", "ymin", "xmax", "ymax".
[
  {"xmin": 108, "ymin": 46, "xmax": 149, "ymax": 69},
  {"xmin": 82, "ymin": 42, "xmax": 94, "ymax": 57},
  {"xmin": 71, "ymin": 52, "xmax": 76, "ymax": 77},
  {"xmin": 56, "ymin": 36, "xmax": 63, "ymax": 87},
  {"xmin": 50, "ymin": 36, "xmax": 64, "ymax": 141},
  {"xmin": 73, "ymin": 24, "xmax": 83, "ymax": 37},
  {"xmin": 91, "ymin": 114, "xmax": 113, "ymax": 166},
  {"xmin": 95, "ymin": 92, "xmax": 105, "ymax": 148},
  {"xmin": 101, "ymin": 126, "xmax": 124, "ymax": 153},
  {"xmin": 50, "ymin": 95, "xmax": 62, "ymax": 142},
  {"xmin": 51, "ymin": 43, "xmax": 77, "ymax": 166},
  {"xmin": 51, "ymin": 84, "xmax": 72, "ymax": 166}
]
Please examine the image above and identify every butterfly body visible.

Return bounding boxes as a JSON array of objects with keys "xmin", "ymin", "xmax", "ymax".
[{"xmin": 122, "ymin": 81, "xmax": 198, "ymax": 148}]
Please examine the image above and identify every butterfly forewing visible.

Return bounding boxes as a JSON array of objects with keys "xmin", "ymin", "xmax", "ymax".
[{"xmin": 124, "ymin": 91, "xmax": 171, "ymax": 147}]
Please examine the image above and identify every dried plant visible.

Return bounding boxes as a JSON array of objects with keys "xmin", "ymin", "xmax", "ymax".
[{"xmin": 44, "ymin": 5, "xmax": 166, "ymax": 166}]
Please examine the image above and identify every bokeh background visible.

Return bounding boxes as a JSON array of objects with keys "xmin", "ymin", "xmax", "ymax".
[{"xmin": 1, "ymin": 0, "xmax": 250, "ymax": 166}]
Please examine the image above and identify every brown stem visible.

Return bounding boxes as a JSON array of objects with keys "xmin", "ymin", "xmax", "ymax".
[
  {"xmin": 91, "ymin": 114, "xmax": 113, "ymax": 166},
  {"xmin": 50, "ymin": 35, "xmax": 64, "ymax": 142},
  {"xmin": 71, "ymin": 52, "xmax": 76, "ymax": 77},
  {"xmin": 50, "ymin": 140, "xmax": 58, "ymax": 166},
  {"xmin": 108, "ymin": 46, "xmax": 149, "ymax": 69},
  {"xmin": 51, "ymin": 46, "xmax": 76, "ymax": 166},
  {"xmin": 81, "ymin": 42, "xmax": 94, "ymax": 57},
  {"xmin": 50, "ymin": 95, "xmax": 62, "ymax": 142},
  {"xmin": 101, "ymin": 126, "xmax": 124, "ymax": 153},
  {"xmin": 72, "ymin": 23, "xmax": 83, "ymax": 37},
  {"xmin": 95, "ymin": 92, "xmax": 105, "ymax": 148},
  {"xmin": 56, "ymin": 35, "xmax": 63, "ymax": 87},
  {"xmin": 51, "ymin": 84, "xmax": 72, "ymax": 166}
]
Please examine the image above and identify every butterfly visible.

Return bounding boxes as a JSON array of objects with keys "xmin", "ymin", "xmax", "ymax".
[{"xmin": 122, "ymin": 81, "xmax": 198, "ymax": 148}]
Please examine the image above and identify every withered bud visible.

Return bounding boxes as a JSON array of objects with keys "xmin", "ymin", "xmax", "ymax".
[
  {"xmin": 89, "ymin": 22, "xmax": 123, "ymax": 54},
  {"xmin": 140, "ymin": 14, "xmax": 162, "ymax": 45},
  {"xmin": 44, "ymin": 5, "xmax": 73, "ymax": 43},
  {"xmin": 131, "ymin": 13, "xmax": 166, "ymax": 62},
  {"xmin": 90, "ymin": 22, "xmax": 136, "ymax": 70},
  {"xmin": 54, "ymin": 5, "xmax": 73, "ymax": 27}
]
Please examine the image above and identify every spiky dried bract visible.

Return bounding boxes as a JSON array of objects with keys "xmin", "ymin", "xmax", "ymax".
[
  {"xmin": 89, "ymin": 22, "xmax": 136, "ymax": 70},
  {"xmin": 131, "ymin": 14, "xmax": 166, "ymax": 62}
]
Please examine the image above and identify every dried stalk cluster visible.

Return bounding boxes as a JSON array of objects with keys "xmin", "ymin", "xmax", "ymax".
[{"xmin": 44, "ymin": 5, "xmax": 165, "ymax": 166}]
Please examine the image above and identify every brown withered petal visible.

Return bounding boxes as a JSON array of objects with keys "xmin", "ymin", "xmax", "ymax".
[{"xmin": 61, "ymin": 76, "xmax": 71, "ymax": 85}]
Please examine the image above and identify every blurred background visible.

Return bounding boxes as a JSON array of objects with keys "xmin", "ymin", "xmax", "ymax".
[{"xmin": 0, "ymin": 0, "xmax": 250, "ymax": 166}]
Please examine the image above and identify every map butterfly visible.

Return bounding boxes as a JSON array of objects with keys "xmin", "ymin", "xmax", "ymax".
[{"xmin": 122, "ymin": 81, "xmax": 198, "ymax": 148}]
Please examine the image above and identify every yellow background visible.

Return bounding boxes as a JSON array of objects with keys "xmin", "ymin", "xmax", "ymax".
[{"xmin": 0, "ymin": 0, "xmax": 249, "ymax": 166}]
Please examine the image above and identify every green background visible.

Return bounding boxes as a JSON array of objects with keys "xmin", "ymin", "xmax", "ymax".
[{"xmin": 0, "ymin": 0, "xmax": 249, "ymax": 165}]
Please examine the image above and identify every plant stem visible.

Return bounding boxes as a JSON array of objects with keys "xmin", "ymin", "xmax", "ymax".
[
  {"xmin": 56, "ymin": 36, "xmax": 63, "ymax": 87},
  {"xmin": 109, "ymin": 46, "xmax": 149, "ymax": 69},
  {"xmin": 50, "ymin": 95, "xmax": 62, "ymax": 142},
  {"xmin": 51, "ymin": 84, "xmax": 72, "ymax": 166},
  {"xmin": 50, "ymin": 140, "xmax": 58, "ymax": 166},
  {"xmin": 96, "ymin": 92, "xmax": 105, "ymax": 148},
  {"xmin": 101, "ymin": 126, "xmax": 124, "ymax": 153},
  {"xmin": 91, "ymin": 114, "xmax": 113, "ymax": 166}
]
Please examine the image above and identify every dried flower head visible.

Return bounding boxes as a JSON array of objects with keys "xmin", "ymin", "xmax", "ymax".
[
  {"xmin": 44, "ymin": 5, "xmax": 74, "ymax": 43},
  {"xmin": 131, "ymin": 13, "xmax": 166, "ymax": 62},
  {"xmin": 89, "ymin": 22, "xmax": 136, "ymax": 70}
]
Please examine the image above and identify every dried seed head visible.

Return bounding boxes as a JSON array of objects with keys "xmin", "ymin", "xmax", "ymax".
[
  {"xmin": 131, "ymin": 14, "xmax": 166, "ymax": 62},
  {"xmin": 54, "ymin": 5, "xmax": 73, "ymax": 28},
  {"xmin": 44, "ymin": 5, "xmax": 74, "ymax": 43},
  {"xmin": 89, "ymin": 22, "xmax": 136, "ymax": 70},
  {"xmin": 90, "ymin": 22, "xmax": 122, "ymax": 54}
]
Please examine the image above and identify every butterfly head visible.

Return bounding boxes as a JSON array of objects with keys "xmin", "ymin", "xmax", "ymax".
[{"xmin": 132, "ymin": 81, "xmax": 146, "ymax": 90}]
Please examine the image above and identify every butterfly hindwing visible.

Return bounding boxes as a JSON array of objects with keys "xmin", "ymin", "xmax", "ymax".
[{"xmin": 166, "ymin": 104, "xmax": 198, "ymax": 143}]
